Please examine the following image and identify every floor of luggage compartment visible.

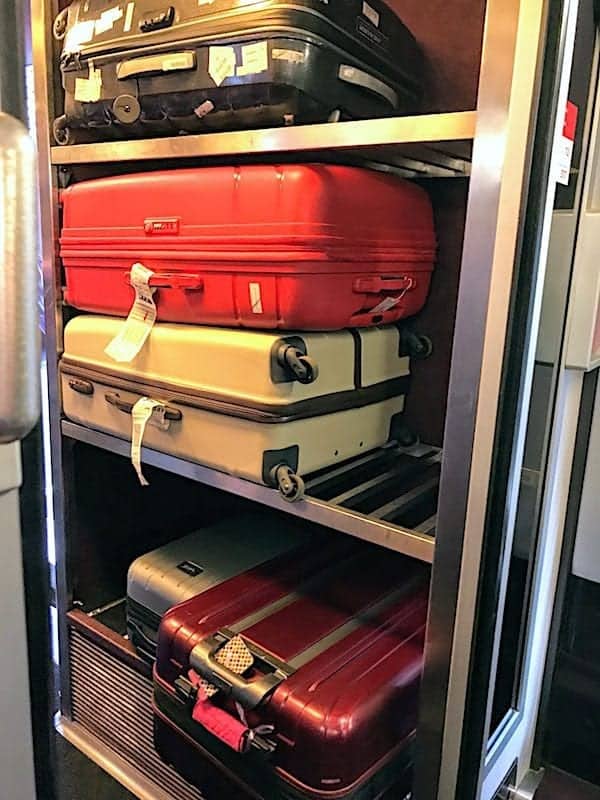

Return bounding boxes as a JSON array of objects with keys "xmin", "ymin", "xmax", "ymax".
[
  {"xmin": 537, "ymin": 768, "xmax": 600, "ymax": 799},
  {"xmin": 56, "ymin": 732, "xmax": 136, "ymax": 800}
]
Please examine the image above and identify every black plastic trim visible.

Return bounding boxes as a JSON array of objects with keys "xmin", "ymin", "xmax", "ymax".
[
  {"xmin": 60, "ymin": 360, "xmax": 408, "ymax": 423},
  {"xmin": 261, "ymin": 445, "xmax": 299, "ymax": 485}
]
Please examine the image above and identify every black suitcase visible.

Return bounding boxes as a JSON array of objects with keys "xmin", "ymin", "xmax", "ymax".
[{"xmin": 53, "ymin": 0, "xmax": 423, "ymax": 144}]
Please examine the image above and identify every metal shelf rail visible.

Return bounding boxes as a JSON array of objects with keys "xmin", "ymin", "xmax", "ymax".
[
  {"xmin": 50, "ymin": 111, "xmax": 475, "ymax": 177},
  {"xmin": 61, "ymin": 420, "xmax": 439, "ymax": 563}
]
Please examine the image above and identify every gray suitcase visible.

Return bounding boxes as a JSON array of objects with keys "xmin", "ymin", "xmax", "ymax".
[{"xmin": 126, "ymin": 512, "xmax": 314, "ymax": 661}]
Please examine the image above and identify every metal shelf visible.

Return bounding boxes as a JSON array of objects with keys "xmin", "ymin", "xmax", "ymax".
[
  {"xmin": 50, "ymin": 111, "xmax": 475, "ymax": 177},
  {"xmin": 61, "ymin": 420, "xmax": 438, "ymax": 563}
]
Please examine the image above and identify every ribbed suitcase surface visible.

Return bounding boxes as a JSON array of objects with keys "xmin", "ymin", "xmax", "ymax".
[
  {"xmin": 53, "ymin": 1, "xmax": 422, "ymax": 143},
  {"xmin": 126, "ymin": 513, "xmax": 325, "ymax": 661},
  {"xmin": 154, "ymin": 544, "xmax": 428, "ymax": 799},
  {"xmin": 60, "ymin": 165, "xmax": 436, "ymax": 329}
]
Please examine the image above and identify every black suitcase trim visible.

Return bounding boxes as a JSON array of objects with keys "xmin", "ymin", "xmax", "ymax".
[{"xmin": 60, "ymin": 360, "xmax": 410, "ymax": 424}]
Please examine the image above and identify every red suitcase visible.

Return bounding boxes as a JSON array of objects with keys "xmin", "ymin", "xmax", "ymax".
[
  {"xmin": 60, "ymin": 164, "xmax": 436, "ymax": 330},
  {"xmin": 153, "ymin": 539, "xmax": 428, "ymax": 800}
]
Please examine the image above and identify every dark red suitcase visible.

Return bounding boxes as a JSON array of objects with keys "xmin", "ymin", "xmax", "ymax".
[
  {"xmin": 60, "ymin": 164, "xmax": 436, "ymax": 330},
  {"xmin": 153, "ymin": 541, "xmax": 429, "ymax": 800}
]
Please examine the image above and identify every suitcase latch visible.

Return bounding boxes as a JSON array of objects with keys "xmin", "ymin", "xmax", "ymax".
[{"xmin": 140, "ymin": 6, "xmax": 175, "ymax": 32}]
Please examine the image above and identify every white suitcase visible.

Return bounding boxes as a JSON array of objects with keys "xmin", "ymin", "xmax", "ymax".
[{"xmin": 60, "ymin": 316, "xmax": 416, "ymax": 499}]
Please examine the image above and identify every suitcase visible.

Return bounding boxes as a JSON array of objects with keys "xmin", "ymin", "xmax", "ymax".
[
  {"xmin": 127, "ymin": 512, "xmax": 325, "ymax": 662},
  {"xmin": 52, "ymin": 0, "xmax": 423, "ymax": 145},
  {"xmin": 60, "ymin": 165, "xmax": 437, "ymax": 330},
  {"xmin": 60, "ymin": 316, "xmax": 418, "ymax": 498},
  {"xmin": 153, "ymin": 543, "xmax": 429, "ymax": 800}
]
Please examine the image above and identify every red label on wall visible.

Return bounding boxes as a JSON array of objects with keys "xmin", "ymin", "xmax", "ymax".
[
  {"xmin": 563, "ymin": 100, "xmax": 578, "ymax": 142},
  {"xmin": 556, "ymin": 101, "xmax": 579, "ymax": 186}
]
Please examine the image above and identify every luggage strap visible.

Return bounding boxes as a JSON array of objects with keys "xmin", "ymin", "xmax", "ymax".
[{"xmin": 185, "ymin": 564, "xmax": 423, "ymax": 711}]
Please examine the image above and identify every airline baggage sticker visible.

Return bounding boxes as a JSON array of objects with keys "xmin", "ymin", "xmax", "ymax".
[
  {"xmin": 208, "ymin": 46, "xmax": 236, "ymax": 86},
  {"xmin": 63, "ymin": 19, "xmax": 95, "ymax": 54},
  {"xmin": 123, "ymin": 2, "xmax": 135, "ymax": 32},
  {"xmin": 74, "ymin": 61, "xmax": 102, "ymax": 103},
  {"xmin": 237, "ymin": 41, "xmax": 268, "ymax": 76},
  {"xmin": 130, "ymin": 398, "xmax": 170, "ymax": 486},
  {"xmin": 105, "ymin": 263, "xmax": 157, "ymax": 362},
  {"xmin": 95, "ymin": 5, "xmax": 123, "ymax": 35}
]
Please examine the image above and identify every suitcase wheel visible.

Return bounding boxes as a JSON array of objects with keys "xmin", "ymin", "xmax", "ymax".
[
  {"xmin": 277, "ymin": 345, "xmax": 319, "ymax": 385},
  {"xmin": 390, "ymin": 418, "xmax": 419, "ymax": 449},
  {"xmin": 402, "ymin": 331, "xmax": 433, "ymax": 360},
  {"xmin": 271, "ymin": 464, "xmax": 305, "ymax": 502},
  {"xmin": 53, "ymin": 116, "xmax": 73, "ymax": 146},
  {"xmin": 53, "ymin": 8, "xmax": 68, "ymax": 40}
]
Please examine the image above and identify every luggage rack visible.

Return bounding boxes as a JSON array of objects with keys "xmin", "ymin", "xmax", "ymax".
[
  {"xmin": 49, "ymin": 111, "xmax": 474, "ymax": 178},
  {"xmin": 61, "ymin": 420, "xmax": 439, "ymax": 563}
]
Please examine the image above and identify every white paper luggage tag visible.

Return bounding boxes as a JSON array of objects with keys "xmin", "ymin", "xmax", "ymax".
[
  {"xmin": 130, "ymin": 397, "xmax": 170, "ymax": 486},
  {"xmin": 105, "ymin": 263, "xmax": 157, "ymax": 363},
  {"xmin": 74, "ymin": 60, "xmax": 102, "ymax": 103}
]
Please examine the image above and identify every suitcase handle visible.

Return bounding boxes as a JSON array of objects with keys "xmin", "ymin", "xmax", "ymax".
[
  {"xmin": 124, "ymin": 271, "xmax": 204, "ymax": 291},
  {"xmin": 104, "ymin": 392, "xmax": 182, "ymax": 421},
  {"xmin": 338, "ymin": 65, "xmax": 398, "ymax": 108},
  {"xmin": 117, "ymin": 50, "xmax": 195, "ymax": 80},
  {"xmin": 189, "ymin": 630, "xmax": 294, "ymax": 710},
  {"xmin": 353, "ymin": 276, "xmax": 415, "ymax": 294}
]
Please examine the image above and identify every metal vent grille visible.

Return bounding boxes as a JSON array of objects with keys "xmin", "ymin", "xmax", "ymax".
[{"xmin": 69, "ymin": 628, "xmax": 205, "ymax": 800}]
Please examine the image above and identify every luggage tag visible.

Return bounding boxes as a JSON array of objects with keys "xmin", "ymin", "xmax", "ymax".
[
  {"xmin": 130, "ymin": 397, "xmax": 170, "ymax": 486},
  {"xmin": 105, "ymin": 263, "xmax": 157, "ymax": 363},
  {"xmin": 198, "ymin": 635, "xmax": 254, "ymax": 699},
  {"xmin": 74, "ymin": 60, "xmax": 102, "ymax": 104}
]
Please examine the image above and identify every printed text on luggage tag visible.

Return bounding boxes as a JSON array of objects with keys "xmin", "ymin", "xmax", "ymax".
[
  {"xmin": 131, "ymin": 397, "xmax": 170, "ymax": 486},
  {"xmin": 104, "ymin": 263, "xmax": 157, "ymax": 362}
]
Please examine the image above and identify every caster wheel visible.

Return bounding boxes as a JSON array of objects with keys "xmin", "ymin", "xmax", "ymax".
[
  {"xmin": 53, "ymin": 8, "xmax": 68, "ymax": 40},
  {"xmin": 272, "ymin": 465, "xmax": 305, "ymax": 502},
  {"xmin": 328, "ymin": 109, "xmax": 342, "ymax": 123},
  {"xmin": 53, "ymin": 117, "xmax": 73, "ymax": 146},
  {"xmin": 390, "ymin": 420, "xmax": 419, "ymax": 448},
  {"xmin": 411, "ymin": 334, "xmax": 433, "ymax": 360},
  {"xmin": 278, "ymin": 345, "xmax": 319, "ymax": 385},
  {"xmin": 295, "ymin": 355, "xmax": 319, "ymax": 385}
]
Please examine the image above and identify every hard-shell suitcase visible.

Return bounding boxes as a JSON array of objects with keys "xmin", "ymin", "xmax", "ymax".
[
  {"xmin": 60, "ymin": 165, "xmax": 437, "ymax": 330},
  {"xmin": 60, "ymin": 316, "xmax": 418, "ymax": 498},
  {"xmin": 52, "ymin": 0, "xmax": 423, "ymax": 145},
  {"xmin": 127, "ymin": 512, "xmax": 323, "ymax": 662},
  {"xmin": 153, "ymin": 542, "xmax": 429, "ymax": 800}
]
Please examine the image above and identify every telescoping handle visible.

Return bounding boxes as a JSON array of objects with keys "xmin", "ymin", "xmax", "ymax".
[
  {"xmin": 104, "ymin": 392, "xmax": 182, "ymax": 421},
  {"xmin": 124, "ymin": 271, "xmax": 204, "ymax": 291},
  {"xmin": 0, "ymin": 113, "xmax": 40, "ymax": 443}
]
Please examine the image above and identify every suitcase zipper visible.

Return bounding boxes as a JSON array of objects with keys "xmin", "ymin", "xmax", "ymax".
[
  {"xmin": 61, "ymin": 4, "xmax": 420, "ymax": 90},
  {"xmin": 60, "ymin": 360, "xmax": 410, "ymax": 423}
]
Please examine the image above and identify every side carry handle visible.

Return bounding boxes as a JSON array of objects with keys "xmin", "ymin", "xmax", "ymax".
[
  {"xmin": 104, "ymin": 392, "xmax": 182, "ymax": 421},
  {"xmin": 117, "ymin": 51, "xmax": 195, "ymax": 80},
  {"xmin": 338, "ymin": 65, "xmax": 398, "ymax": 108},
  {"xmin": 124, "ymin": 271, "xmax": 204, "ymax": 291},
  {"xmin": 353, "ymin": 276, "xmax": 415, "ymax": 294}
]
